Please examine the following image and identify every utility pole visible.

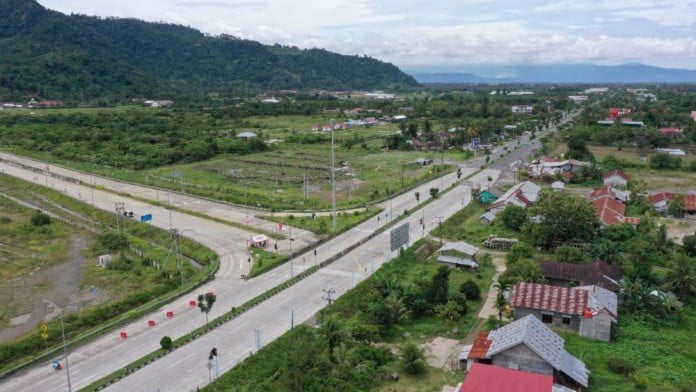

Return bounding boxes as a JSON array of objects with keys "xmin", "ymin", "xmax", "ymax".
[
  {"xmin": 114, "ymin": 202, "xmax": 125, "ymax": 234},
  {"xmin": 436, "ymin": 216, "xmax": 444, "ymax": 245},
  {"xmin": 44, "ymin": 299, "xmax": 72, "ymax": 392},
  {"xmin": 322, "ymin": 288, "xmax": 335, "ymax": 306},
  {"xmin": 330, "ymin": 119, "xmax": 337, "ymax": 230}
]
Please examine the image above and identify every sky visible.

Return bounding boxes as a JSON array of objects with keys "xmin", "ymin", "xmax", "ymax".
[{"xmin": 39, "ymin": 0, "xmax": 696, "ymax": 70}]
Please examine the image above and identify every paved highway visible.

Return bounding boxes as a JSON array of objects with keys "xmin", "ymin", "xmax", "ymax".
[{"xmin": 0, "ymin": 111, "xmax": 574, "ymax": 391}]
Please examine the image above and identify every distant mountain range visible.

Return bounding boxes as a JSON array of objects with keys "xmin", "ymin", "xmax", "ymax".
[
  {"xmin": 405, "ymin": 63, "xmax": 696, "ymax": 84},
  {"xmin": 0, "ymin": 0, "xmax": 418, "ymax": 100}
]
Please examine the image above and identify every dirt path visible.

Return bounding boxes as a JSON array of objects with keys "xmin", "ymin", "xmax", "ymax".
[
  {"xmin": 0, "ymin": 235, "xmax": 97, "ymax": 343},
  {"xmin": 476, "ymin": 256, "xmax": 507, "ymax": 320}
]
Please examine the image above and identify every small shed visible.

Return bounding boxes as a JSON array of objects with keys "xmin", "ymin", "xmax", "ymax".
[
  {"xmin": 479, "ymin": 211, "xmax": 496, "ymax": 225},
  {"xmin": 437, "ymin": 241, "xmax": 479, "ymax": 268},
  {"xmin": 551, "ymin": 181, "xmax": 565, "ymax": 191},
  {"xmin": 250, "ymin": 234, "xmax": 269, "ymax": 248},
  {"xmin": 478, "ymin": 191, "xmax": 497, "ymax": 204}
]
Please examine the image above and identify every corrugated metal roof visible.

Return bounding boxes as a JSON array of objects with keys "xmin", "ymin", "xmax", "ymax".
[
  {"xmin": 512, "ymin": 283, "xmax": 589, "ymax": 315},
  {"xmin": 438, "ymin": 255, "xmax": 478, "ymax": 268},
  {"xmin": 460, "ymin": 363, "xmax": 553, "ymax": 392},
  {"xmin": 439, "ymin": 241, "xmax": 479, "ymax": 256},
  {"xmin": 486, "ymin": 315, "xmax": 589, "ymax": 388}
]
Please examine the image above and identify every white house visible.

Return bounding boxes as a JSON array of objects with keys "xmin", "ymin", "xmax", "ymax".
[
  {"xmin": 488, "ymin": 181, "xmax": 541, "ymax": 215},
  {"xmin": 603, "ymin": 170, "xmax": 629, "ymax": 187}
]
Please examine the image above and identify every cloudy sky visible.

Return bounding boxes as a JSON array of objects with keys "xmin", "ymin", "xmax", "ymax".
[{"xmin": 40, "ymin": 0, "xmax": 696, "ymax": 70}]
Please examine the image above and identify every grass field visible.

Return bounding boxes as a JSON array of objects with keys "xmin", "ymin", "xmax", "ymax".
[
  {"xmin": 136, "ymin": 143, "xmax": 458, "ymax": 210},
  {"xmin": 563, "ymin": 307, "xmax": 696, "ymax": 392}
]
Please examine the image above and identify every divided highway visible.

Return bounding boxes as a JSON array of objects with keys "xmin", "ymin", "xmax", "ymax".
[{"xmin": 0, "ymin": 112, "xmax": 568, "ymax": 391}]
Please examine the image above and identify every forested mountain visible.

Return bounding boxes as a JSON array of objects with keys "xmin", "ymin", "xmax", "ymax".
[{"xmin": 0, "ymin": 0, "xmax": 419, "ymax": 100}]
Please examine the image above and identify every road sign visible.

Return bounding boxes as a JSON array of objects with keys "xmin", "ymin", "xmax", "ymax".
[
  {"xmin": 140, "ymin": 213, "xmax": 153, "ymax": 222},
  {"xmin": 390, "ymin": 223, "xmax": 410, "ymax": 251},
  {"xmin": 41, "ymin": 332, "xmax": 49, "ymax": 340},
  {"xmin": 471, "ymin": 138, "xmax": 481, "ymax": 150},
  {"xmin": 40, "ymin": 324, "xmax": 48, "ymax": 332}
]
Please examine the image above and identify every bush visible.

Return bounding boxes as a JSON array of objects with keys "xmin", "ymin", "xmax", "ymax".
[
  {"xmin": 30, "ymin": 211, "xmax": 52, "ymax": 226},
  {"xmin": 99, "ymin": 232, "xmax": 129, "ymax": 251},
  {"xmin": 554, "ymin": 245, "xmax": 584, "ymax": 263},
  {"xmin": 607, "ymin": 356, "xmax": 635, "ymax": 375},
  {"xmin": 459, "ymin": 279, "xmax": 481, "ymax": 301},
  {"xmin": 500, "ymin": 205, "xmax": 526, "ymax": 231},
  {"xmin": 160, "ymin": 336, "xmax": 173, "ymax": 350}
]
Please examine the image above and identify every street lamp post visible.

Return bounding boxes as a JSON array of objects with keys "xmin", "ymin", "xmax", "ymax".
[
  {"xmin": 330, "ymin": 119, "xmax": 337, "ymax": 230},
  {"xmin": 44, "ymin": 299, "xmax": 72, "ymax": 392}
]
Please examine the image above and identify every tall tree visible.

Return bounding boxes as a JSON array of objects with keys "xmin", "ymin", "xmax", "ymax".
[
  {"xmin": 663, "ymin": 254, "xmax": 696, "ymax": 301},
  {"xmin": 319, "ymin": 314, "xmax": 345, "ymax": 361},
  {"xmin": 523, "ymin": 191, "xmax": 599, "ymax": 249},
  {"xmin": 427, "ymin": 266, "xmax": 451, "ymax": 306}
]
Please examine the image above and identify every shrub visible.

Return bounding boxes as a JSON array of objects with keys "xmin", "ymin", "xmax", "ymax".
[
  {"xmin": 607, "ymin": 356, "xmax": 636, "ymax": 375},
  {"xmin": 160, "ymin": 336, "xmax": 173, "ymax": 350},
  {"xmin": 30, "ymin": 211, "xmax": 52, "ymax": 226},
  {"xmin": 554, "ymin": 245, "xmax": 584, "ymax": 263},
  {"xmin": 99, "ymin": 232, "xmax": 129, "ymax": 251},
  {"xmin": 459, "ymin": 279, "xmax": 481, "ymax": 301}
]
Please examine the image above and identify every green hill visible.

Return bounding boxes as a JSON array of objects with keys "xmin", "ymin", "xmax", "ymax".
[{"xmin": 0, "ymin": 0, "xmax": 419, "ymax": 100}]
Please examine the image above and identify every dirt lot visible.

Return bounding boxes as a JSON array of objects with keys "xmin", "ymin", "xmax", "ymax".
[{"xmin": 0, "ymin": 235, "xmax": 107, "ymax": 343}]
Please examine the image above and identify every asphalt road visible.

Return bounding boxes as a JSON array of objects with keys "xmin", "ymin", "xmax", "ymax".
[
  {"xmin": 0, "ymin": 110, "xmax": 577, "ymax": 391},
  {"xmin": 0, "ymin": 153, "xmax": 480, "ymax": 392}
]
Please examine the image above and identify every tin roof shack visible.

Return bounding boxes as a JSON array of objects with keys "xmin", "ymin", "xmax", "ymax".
[
  {"xmin": 511, "ymin": 282, "xmax": 617, "ymax": 342},
  {"xmin": 466, "ymin": 315, "xmax": 589, "ymax": 390},
  {"xmin": 437, "ymin": 241, "xmax": 479, "ymax": 269},
  {"xmin": 538, "ymin": 260, "xmax": 620, "ymax": 292}
]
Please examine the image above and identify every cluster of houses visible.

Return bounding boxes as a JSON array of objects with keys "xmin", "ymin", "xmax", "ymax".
[
  {"xmin": 455, "ymin": 260, "xmax": 622, "ymax": 391},
  {"xmin": 1, "ymin": 99, "xmax": 63, "ymax": 109}
]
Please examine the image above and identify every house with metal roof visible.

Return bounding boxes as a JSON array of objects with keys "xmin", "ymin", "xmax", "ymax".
[
  {"xmin": 511, "ymin": 282, "xmax": 617, "ymax": 342},
  {"xmin": 538, "ymin": 260, "xmax": 620, "ymax": 292},
  {"xmin": 487, "ymin": 181, "xmax": 541, "ymax": 215},
  {"xmin": 437, "ymin": 241, "xmax": 479, "ymax": 268},
  {"xmin": 466, "ymin": 315, "xmax": 589, "ymax": 390}
]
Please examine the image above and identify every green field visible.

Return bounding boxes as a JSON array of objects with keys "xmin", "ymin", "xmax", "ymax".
[
  {"xmin": 136, "ymin": 144, "xmax": 458, "ymax": 210},
  {"xmin": 563, "ymin": 308, "xmax": 696, "ymax": 392}
]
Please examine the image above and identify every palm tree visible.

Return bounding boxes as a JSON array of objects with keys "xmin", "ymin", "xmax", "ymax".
[
  {"xmin": 400, "ymin": 341, "xmax": 426, "ymax": 375},
  {"xmin": 385, "ymin": 293, "xmax": 411, "ymax": 325},
  {"xmin": 619, "ymin": 277, "xmax": 650, "ymax": 313},
  {"xmin": 663, "ymin": 254, "xmax": 696, "ymax": 301},
  {"xmin": 493, "ymin": 282, "xmax": 509, "ymax": 322},
  {"xmin": 319, "ymin": 314, "xmax": 345, "ymax": 361}
]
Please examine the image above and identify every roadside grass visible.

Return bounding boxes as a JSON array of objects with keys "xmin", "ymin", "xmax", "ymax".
[
  {"xmin": 247, "ymin": 248, "xmax": 289, "ymax": 278},
  {"xmin": 562, "ymin": 307, "xmax": 696, "ymax": 392},
  {"xmin": 439, "ymin": 202, "xmax": 522, "ymax": 246},
  {"xmin": 261, "ymin": 208, "xmax": 382, "ymax": 236},
  {"xmin": 0, "ymin": 195, "xmax": 75, "ymax": 280}
]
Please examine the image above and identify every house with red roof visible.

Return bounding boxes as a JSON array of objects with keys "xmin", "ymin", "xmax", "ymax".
[
  {"xmin": 602, "ymin": 170, "xmax": 629, "ymax": 187},
  {"xmin": 464, "ymin": 315, "xmax": 589, "ymax": 390},
  {"xmin": 690, "ymin": 110, "xmax": 696, "ymax": 122},
  {"xmin": 649, "ymin": 192, "xmax": 696, "ymax": 214},
  {"xmin": 511, "ymin": 282, "xmax": 617, "ymax": 341},
  {"xmin": 657, "ymin": 127, "xmax": 684, "ymax": 138},
  {"xmin": 591, "ymin": 186, "xmax": 638, "ymax": 226},
  {"xmin": 458, "ymin": 363, "xmax": 554, "ymax": 392}
]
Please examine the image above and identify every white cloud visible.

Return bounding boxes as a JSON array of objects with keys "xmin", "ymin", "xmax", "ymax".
[{"xmin": 38, "ymin": 0, "xmax": 696, "ymax": 69}]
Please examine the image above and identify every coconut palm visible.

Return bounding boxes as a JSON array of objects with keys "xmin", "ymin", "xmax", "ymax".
[{"xmin": 663, "ymin": 254, "xmax": 696, "ymax": 301}]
